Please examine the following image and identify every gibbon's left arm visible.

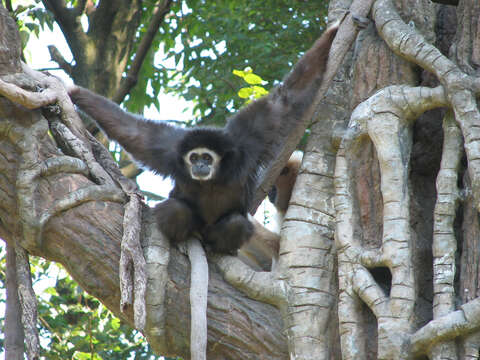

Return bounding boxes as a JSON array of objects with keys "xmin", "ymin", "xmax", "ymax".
[{"xmin": 226, "ymin": 23, "xmax": 339, "ymax": 180}]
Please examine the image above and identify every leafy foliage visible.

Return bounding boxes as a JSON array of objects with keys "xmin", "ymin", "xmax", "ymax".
[
  {"xmin": 11, "ymin": 0, "xmax": 328, "ymax": 125},
  {"xmin": 0, "ymin": 249, "xmax": 167, "ymax": 359},
  {"xmin": 156, "ymin": 0, "xmax": 328, "ymax": 125},
  {"xmin": 6, "ymin": 1, "xmax": 55, "ymax": 51},
  {"xmin": 233, "ymin": 68, "xmax": 269, "ymax": 104}
]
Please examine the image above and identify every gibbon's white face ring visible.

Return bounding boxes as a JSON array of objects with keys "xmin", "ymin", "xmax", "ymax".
[{"xmin": 183, "ymin": 147, "xmax": 221, "ymax": 181}]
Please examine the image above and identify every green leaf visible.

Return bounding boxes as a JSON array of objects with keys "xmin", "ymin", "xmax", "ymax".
[
  {"xmin": 244, "ymin": 73, "xmax": 263, "ymax": 85},
  {"xmin": 73, "ymin": 351, "xmax": 103, "ymax": 360},
  {"xmin": 232, "ymin": 69, "xmax": 246, "ymax": 78},
  {"xmin": 252, "ymin": 85, "xmax": 269, "ymax": 98},
  {"xmin": 111, "ymin": 317, "xmax": 121, "ymax": 330},
  {"xmin": 238, "ymin": 87, "xmax": 253, "ymax": 98}
]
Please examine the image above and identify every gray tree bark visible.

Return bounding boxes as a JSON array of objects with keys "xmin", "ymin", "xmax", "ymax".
[{"xmin": 3, "ymin": 0, "xmax": 480, "ymax": 359}]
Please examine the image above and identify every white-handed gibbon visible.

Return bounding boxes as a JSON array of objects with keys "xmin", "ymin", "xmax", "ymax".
[{"xmin": 68, "ymin": 24, "xmax": 338, "ymax": 255}]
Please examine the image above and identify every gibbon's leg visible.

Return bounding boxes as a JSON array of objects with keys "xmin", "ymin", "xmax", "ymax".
[
  {"xmin": 203, "ymin": 213, "xmax": 254, "ymax": 255},
  {"xmin": 155, "ymin": 199, "xmax": 201, "ymax": 244}
]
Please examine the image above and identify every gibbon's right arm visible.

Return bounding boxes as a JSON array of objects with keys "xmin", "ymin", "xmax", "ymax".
[{"xmin": 69, "ymin": 86, "xmax": 186, "ymax": 177}]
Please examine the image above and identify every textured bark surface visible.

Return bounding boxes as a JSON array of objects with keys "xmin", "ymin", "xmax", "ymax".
[
  {"xmin": 3, "ymin": 0, "xmax": 480, "ymax": 359},
  {"xmin": 0, "ymin": 98, "xmax": 287, "ymax": 358}
]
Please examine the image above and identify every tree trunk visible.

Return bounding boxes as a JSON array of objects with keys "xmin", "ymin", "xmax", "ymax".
[{"xmin": 2, "ymin": 0, "xmax": 480, "ymax": 359}]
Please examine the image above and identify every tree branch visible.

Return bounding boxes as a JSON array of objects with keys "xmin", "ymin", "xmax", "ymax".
[
  {"xmin": 47, "ymin": 45, "xmax": 73, "ymax": 75},
  {"xmin": 142, "ymin": 216, "xmax": 170, "ymax": 354},
  {"xmin": 5, "ymin": 242, "xmax": 24, "ymax": 360},
  {"xmin": 42, "ymin": 0, "xmax": 76, "ymax": 38},
  {"xmin": 73, "ymin": 0, "xmax": 95, "ymax": 17},
  {"xmin": 5, "ymin": 0, "xmax": 13, "ymax": 13},
  {"xmin": 215, "ymin": 255, "xmax": 283, "ymax": 306},
  {"xmin": 42, "ymin": 0, "xmax": 87, "ymax": 71},
  {"xmin": 429, "ymin": 111, "xmax": 462, "ymax": 359},
  {"xmin": 411, "ymin": 297, "xmax": 480, "ymax": 356},
  {"xmin": 40, "ymin": 155, "xmax": 89, "ymax": 177},
  {"xmin": 352, "ymin": 268, "xmax": 389, "ymax": 318},
  {"xmin": 373, "ymin": 0, "xmax": 480, "ymax": 211},
  {"xmin": 0, "ymin": 78, "xmax": 57, "ymax": 109},
  {"xmin": 39, "ymin": 184, "xmax": 126, "ymax": 227},
  {"xmin": 334, "ymin": 83, "xmax": 453, "ymax": 358},
  {"xmin": 113, "ymin": 0, "xmax": 173, "ymax": 103},
  {"xmin": 120, "ymin": 192, "xmax": 146, "ymax": 331}
]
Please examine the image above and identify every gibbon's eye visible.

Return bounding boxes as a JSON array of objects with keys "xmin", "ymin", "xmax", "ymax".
[
  {"xmin": 190, "ymin": 153, "xmax": 199, "ymax": 162},
  {"xmin": 202, "ymin": 153, "xmax": 213, "ymax": 163}
]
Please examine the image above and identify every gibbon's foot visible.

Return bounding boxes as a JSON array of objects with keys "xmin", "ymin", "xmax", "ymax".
[
  {"xmin": 203, "ymin": 213, "xmax": 254, "ymax": 255},
  {"xmin": 155, "ymin": 198, "xmax": 200, "ymax": 244}
]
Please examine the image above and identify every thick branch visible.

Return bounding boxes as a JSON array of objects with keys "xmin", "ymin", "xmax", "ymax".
[
  {"xmin": 0, "ymin": 78, "xmax": 57, "ymax": 109},
  {"xmin": 215, "ymin": 255, "xmax": 283, "ymax": 306},
  {"xmin": 430, "ymin": 111, "xmax": 462, "ymax": 359},
  {"xmin": 40, "ymin": 155, "xmax": 89, "ymax": 177},
  {"xmin": 39, "ymin": 184, "xmax": 125, "ymax": 227},
  {"xmin": 334, "ymin": 83, "xmax": 453, "ymax": 359},
  {"xmin": 411, "ymin": 297, "xmax": 480, "ymax": 356},
  {"xmin": 14, "ymin": 244, "xmax": 40, "ymax": 360},
  {"xmin": 119, "ymin": 192, "xmax": 146, "ymax": 331},
  {"xmin": 352, "ymin": 268, "xmax": 389, "ymax": 318}
]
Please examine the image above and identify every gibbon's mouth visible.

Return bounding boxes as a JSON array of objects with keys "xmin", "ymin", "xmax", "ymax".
[
  {"xmin": 191, "ymin": 170, "xmax": 212, "ymax": 181},
  {"xmin": 191, "ymin": 174, "xmax": 212, "ymax": 181}
]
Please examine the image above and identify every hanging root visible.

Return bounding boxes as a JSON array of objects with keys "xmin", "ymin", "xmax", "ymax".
[
  {"xmin": 120, "ymin": 192, "xmax": 147, "ymax": 331},
  {"xmin": 187, "ymin": 237, "xmax": 209, "ymax": 360},
  {"xmin": 15, "ymin": 244, "xmax": 40, "ymax": 360}
]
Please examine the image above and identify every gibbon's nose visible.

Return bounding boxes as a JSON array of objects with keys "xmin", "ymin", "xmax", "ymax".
[{"xmin": 192, "ymin": 164, "xmax": 210, "ymax": 178}]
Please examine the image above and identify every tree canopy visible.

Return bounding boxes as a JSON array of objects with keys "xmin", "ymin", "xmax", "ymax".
[{"xmin": 13, "ymin": 0, "xmax": 328, "ymax": 123}]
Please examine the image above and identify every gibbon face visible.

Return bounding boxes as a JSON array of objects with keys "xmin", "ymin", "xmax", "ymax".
[{"xmin": 183, "ymin": 147, "xmax": 222, "ymax": 181}]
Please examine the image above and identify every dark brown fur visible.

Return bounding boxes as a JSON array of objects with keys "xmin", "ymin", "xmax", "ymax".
[{"xmin": 68, "ymin": 24, "xmax": 338, "ymax": 254}]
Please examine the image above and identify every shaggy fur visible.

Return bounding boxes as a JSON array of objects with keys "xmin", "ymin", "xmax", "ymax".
[{"xmin": 69, "ymin": 24, "xmax": 338, "ymax": 254}]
